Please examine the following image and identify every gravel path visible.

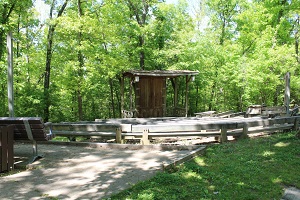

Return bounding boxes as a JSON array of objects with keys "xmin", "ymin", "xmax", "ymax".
[{"xmin": 0, "ymin": 142, "xmax": 204, "ymax": 200}]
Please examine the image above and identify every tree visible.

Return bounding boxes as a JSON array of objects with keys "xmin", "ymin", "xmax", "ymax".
[
  {"xmin": 0, "ymin": 0, "xmax": 15, "ymax": 60},
  {"xmin": 44, "ymin": 0, "xmax": 69, "ymax": 122},
  {"xmin": 0, "ymin": 0, "xmax": 33, "ymax": 116},
  {"xmin": 0, "ymin": 0, "xmax": 298, "ymax": 120},
  {"xmin": 125, "ymin": 0, "xmax": 166, "ymax": 70}
]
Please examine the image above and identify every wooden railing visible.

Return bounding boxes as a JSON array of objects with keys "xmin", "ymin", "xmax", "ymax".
[{"xmin": 52, "ymin": 116, "xmax": 300, "ymax": 145}]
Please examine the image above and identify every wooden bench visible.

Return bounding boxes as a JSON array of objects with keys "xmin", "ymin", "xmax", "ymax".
[
  {"xmin": 0, "ymin": 117, "xmax": 54, "ymax": 163},
  {"xmin": 246, "ymin": 105, "xmax": 288, "ymax": 118},
  {"xmin": 195, "ymin": 111, "xmax": 216, "ymax": 118},
  {"xmin": 261, "ymin": 106, "xmax": 287, "ymax": 117},
  {"xmin": 51, "ymin": 122, "xmax": 122, "ymax": 141}
]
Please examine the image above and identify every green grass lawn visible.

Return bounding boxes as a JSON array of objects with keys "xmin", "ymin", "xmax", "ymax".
[{"xmin": 108, "ymin": 132, "xmax": 300, "ymax": 200}]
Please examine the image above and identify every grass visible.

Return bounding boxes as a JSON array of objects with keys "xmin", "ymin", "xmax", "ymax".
[{"xmin": 108, "ymin": 132, "xmax": 300, "ymax": 200}]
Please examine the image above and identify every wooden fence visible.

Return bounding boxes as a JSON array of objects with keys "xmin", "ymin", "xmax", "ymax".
[
  {"xmin": 0, "ymin": 125, "xmax": 14, "ymax": 172},
  {"xmin": 52, "ymin": 116, "xmax": 300, "ymax": 144},
  {"xmin": 116, "ymin": 116, "xmax": 300, "ymax": 144}
]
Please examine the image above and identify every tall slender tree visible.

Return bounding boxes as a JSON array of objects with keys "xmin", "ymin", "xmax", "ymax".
[
  {"xmin": 125, "ymin": 0, "xmax": 164, "ymax": 69},
  {"xmin": 77, "ymin": 0, "xmax": 84, "ymax": 120},
  {"xmin": 0, "ymin": 1, "xmax": 15, "ymax": 60},
  {"xmin": 44, "ymin": 0, "xmax": 69, "ymax": 122}
]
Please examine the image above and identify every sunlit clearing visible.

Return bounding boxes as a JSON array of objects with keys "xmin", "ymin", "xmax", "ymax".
[
  {"xmin": 274, "ymin": 142, "xmax": 290, "ymax": 147},
  {"xmin": 262, "ymin": 151, "xmax": 275, "ymax": 157},
  {"xmin": 194, "ymin": 157, "xmax": 207, "ymax": 166}
]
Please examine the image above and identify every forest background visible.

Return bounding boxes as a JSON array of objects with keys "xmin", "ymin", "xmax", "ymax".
[{"xmin": 0, "ymin": 0, "xmax": 299, "ymax": 122}]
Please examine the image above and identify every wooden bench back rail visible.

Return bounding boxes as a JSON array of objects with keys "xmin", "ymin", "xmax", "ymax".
[
  {"xmin": 52, "ymin": 123, "xmax": 121, "ymax": 137},
  {"xmin": 0, "ymin": 117, "xmax": 54, "ymax": 163},
  {"xmin": 0, "ymin": 117, "xmax": 54, "ymax": 141}
]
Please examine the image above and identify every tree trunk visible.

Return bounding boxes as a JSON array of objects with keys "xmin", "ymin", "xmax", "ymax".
[
  {"xmin": 295, "ymin": 16, "xmax": 299, "ymax": 64},
  {"xmin": 0, "ymin": 30, "xmax": 4, "ymax": 61},
  {"xmin": 209, "ymin": 83, "xmax": 216, "ymax": 111},
  {"xmin": 0, "ymin": 3, "xmax": 15, "ymax": 60},
  {"xmin": 77, "ymin": 89, "xmax": 83, "ymax": 120},
  {"xmin": 43, "ymin": 0, "xmax": 69, "ymax": 122},
  {"xmin": 139, "ymin": 36, "xmax": 145, "ymax": 70},
  {"xmin": 109, "ymin": 78, "xmax": 116, "ymax": 118},
  {"xmin": 0, "ymin": 0, "xmax": 14, "ymax": 114},
  {"xmin": 126, "ymin": 0, "xmax": 149, "ymax": 70},
  {"xmin": 77, "ymin": 0, "xmax": 84, "ymax": 121},
  {"xmin": 220, "ymin": 17, "xmax": 226, "ymax": 45},
  {"xmin": 44, "ymin": 24, "xmax": 54, "ymax": 122}
]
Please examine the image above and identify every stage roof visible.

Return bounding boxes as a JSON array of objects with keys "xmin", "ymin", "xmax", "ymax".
[{"xmin": 123, "ymin": 70, "xmax": 199, "ymax": 78}]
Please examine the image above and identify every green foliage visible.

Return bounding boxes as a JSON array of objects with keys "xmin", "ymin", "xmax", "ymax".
[
  {"xmin": 0, "ymin": 0, "xmax": 299, "ymax": 120},
  {"xmin": 108, "ymin": 132, "xmax": 300, "ymax": 199}
]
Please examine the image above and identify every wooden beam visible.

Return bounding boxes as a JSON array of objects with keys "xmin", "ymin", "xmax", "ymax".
[
  {"xmin": 241, "ymin": 123, "xmax": 249, "ymax": 139},
  {"xmin": 163, "ymin": 78, "xmax": 167, "ymax": 117},
  {"xmin": 141, "ymin": 129, "xmax": 150, "ymax": 145},
  {"xmin": 220, "ymin": 125, "xmax": 228, "ymax": 143},
  {"xmin": 121, "ymin": 75, "xmax": 124, "ymax": 117},
  {"xmin": 7, "ymin": 32, "xmax": 14, "ymax": 117},
  {"xmin": 293, "ymin": 117, "xmax": 299, "ymax": 131},
  {"xmin": 185, "ymin": 75, "xmax": 189, "ymax": 117},
  {"xmin": 284, "ymin": 72, "xmax": 290, "ymax": 116},
  {"xmin": 116, "ymin": 128, "xmax": 122, "ymax": 144},
  {"xmin": 173, "ymin": 77, "xmax": 178, "ymax": 115}
]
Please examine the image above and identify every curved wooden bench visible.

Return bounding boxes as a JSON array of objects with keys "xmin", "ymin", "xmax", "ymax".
[{"xmin": 0, "ymin": 117, "xmax": 55, "ymax": 162}]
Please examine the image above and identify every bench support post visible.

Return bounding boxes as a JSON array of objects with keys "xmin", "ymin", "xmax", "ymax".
[
  {"xmin": 23, "ymin": 120, "xmax": 43, "ymax": 163},
  {"xmin": 220, "ymin": 125, "xmax": 228, "ymax": 143},
  {"xmin": 141, "ymin": 129, "xmax": 150, "ymax": 145},
  {"xmin": 30, "ymin": 140, "xmax": 43, "ymax": 163},
  {"xmin": 116, "ymin": 128, "xmax": 123, "ymax": 144},
  {"xmin": 241, "ymin": 123, "xmax": 249, "ymax": 139},
  {"xmin": 293, "ymin": 117, "xmax": 299, "ymax": 131}
]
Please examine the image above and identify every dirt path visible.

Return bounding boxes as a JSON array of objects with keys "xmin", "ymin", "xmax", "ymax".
[{"xmin": 0, "ymin": 142, "xmax": 205, "ymax": 200}]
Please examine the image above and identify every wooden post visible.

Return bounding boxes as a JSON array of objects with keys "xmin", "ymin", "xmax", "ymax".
[
  {"xmin": 163, "ymin": 77, "xmax": 167, "ymax": 117},
  {"xmin": 220, "ymin": 125, "xmax": 228, "ymax": 143},
  {"xmin": 141, "ymin": 129, "xmax": 150, "ymax": 145},
  {"xmin": 115, "ymin": 128, "xmax": 122, "ymax": 144},
  {"xmin": 120, "ymin": 75, "xmax": 124, "ymax": 118},
  {"xmin": 284, "ymin": 72, "xmax": 290, "ymax": 116},
  {"xmin": 173, "ymin": 78, "xmax": 178, "ymax": 116},
  {"xmin": 185, "ymin": 75, "xmax": 189, "ymax": 117},
  {"xmin": 241, "ymin": 123, "xmax": 249, "ymax": 139},
  {"xmin": 129, "ymin": 78, "xmax": 133, "ymax": 112},
  {"xmin": 293, "ymin": 117, "xmax": 299, "ymax": 131},
  {"xmin": 0, "ymin": 126, "xmax": 14, "ymax": 172},
  {"xmin": 7, "ymin": 32, "xmax": 14, "ymax": 117}
]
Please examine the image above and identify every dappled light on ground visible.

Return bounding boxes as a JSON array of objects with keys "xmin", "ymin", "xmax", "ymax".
[{"xmin": 0, "ymin": 142, "xmax": 199, "ymax": 199}]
